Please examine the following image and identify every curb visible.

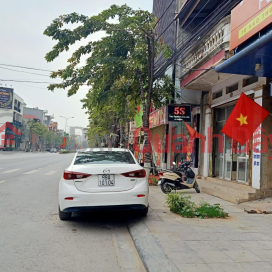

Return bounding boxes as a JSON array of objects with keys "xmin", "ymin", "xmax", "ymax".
[{"xmin": 127, "ymin": 218, "xmax": 180, "ymax": 272}]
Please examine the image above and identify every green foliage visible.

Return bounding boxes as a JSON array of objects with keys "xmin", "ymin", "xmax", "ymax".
[
  {"xmin": 166, "ymin": 193, "xmax": 227, "ymax": 219},
  {"xmin": 163, "ymin": 45, "xmax": 172, "ymax": 59},
  {"xmin": 44, "ymin": 4, "xmax": 175, "ymax": 145},
  {"xmin": 195, "ymin": 202, "xmax": 226, "ymax": 219},
  {"xmin": 59, "ymin": 150, "xmax": 73, "ymax": 154},
  {"xmin": 28, "ymin": 121, "xmax": 48, "ymax": 140}
]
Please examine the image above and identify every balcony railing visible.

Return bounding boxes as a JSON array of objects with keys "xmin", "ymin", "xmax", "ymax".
[{"xmin": 179, "ymin": 15, "xmax": 231, "ymax": 79}]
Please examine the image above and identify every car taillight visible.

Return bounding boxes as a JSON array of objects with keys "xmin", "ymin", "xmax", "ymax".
[
  {"xmin": 63, "ymin": 171, "xmax": 91, "ymax": 180},
  {"xmin": 122, "ymin": 169, "xmax": 146, "ymax": 178}
]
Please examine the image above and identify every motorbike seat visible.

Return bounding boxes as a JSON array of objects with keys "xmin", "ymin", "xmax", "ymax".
[{"xmin": 174, "ymin": 171, "xmax": 183, "ymax": 178}]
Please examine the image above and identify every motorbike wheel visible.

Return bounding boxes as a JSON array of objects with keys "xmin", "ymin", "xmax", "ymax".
[
  {"xmin": 194, "ymin": 182, "xmax": 201, "ymax": 193},
  {"xmin": 160, "ymin": 181, "xmax": 172, "ymax": 194}
]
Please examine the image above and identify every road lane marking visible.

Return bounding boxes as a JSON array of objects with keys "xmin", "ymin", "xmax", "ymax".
[
  {"xmin": 45, "ymin": 171, "xmax": 57, "ymax": 176},
  {"xmin": 0, "ymin": 180, "xmax": 6, "ymax": 184},
  {"xmin": 2, "ymin": 169, "xmax": 21, "ymax": 173},
  {"xmin": 23, "ymin": 170, "xmax": 41, "ymax": 175}
]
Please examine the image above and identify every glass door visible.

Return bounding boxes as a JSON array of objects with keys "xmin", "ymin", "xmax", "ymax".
[
  {"xmin": 236, "ymin": 143, "xmax": 249, "ymax": 183},
  {"xmin": 224, "ymin": 135, "xmax": 232, "ymax": 180},
  {"xmin": 214, "ymin": 110, "xmax": 225, "ymax": 179}
]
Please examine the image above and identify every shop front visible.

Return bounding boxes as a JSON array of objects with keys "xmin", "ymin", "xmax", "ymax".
[
  {"xmin": 207, "ymin": 75, "xmax": 267, "ymax": 190},
  {"xmin": 149, "ymin": 106, "xmax": 167, "ymax": 169},
  {"xmin": 167, "ymin": 105, "xmax": 201, "ymax": 173}
]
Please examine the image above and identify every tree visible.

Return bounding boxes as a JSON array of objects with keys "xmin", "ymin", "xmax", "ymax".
[
  {"xmin": 44, "ymin": 4, "xmax": 175, "ymax": 167},
  {"xmin": 28, "ymin": 121, "xmax": 48, "ymax": 150}
]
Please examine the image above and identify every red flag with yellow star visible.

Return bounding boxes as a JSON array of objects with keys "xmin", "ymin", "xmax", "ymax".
[
  {"xmin": 221, "ymin": 93, "xmax": 269, "ymax": 145},
  {"xmin": 183, "ymin": 120, "xmax": 205, "ymax": 140}
]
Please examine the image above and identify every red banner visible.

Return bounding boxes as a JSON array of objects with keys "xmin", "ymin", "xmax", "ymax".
[{"xmin": 62, "ymin": 137, "xmax": 66, "ymax": 147}]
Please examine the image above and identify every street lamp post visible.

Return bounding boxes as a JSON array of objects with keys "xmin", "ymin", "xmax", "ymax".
[{"xmin": 60, "ymin": 116, "xmax": 74, "ymax": 149}]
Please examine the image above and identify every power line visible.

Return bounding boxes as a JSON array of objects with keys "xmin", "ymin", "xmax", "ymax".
[
  {"xmin": 154, "ymin": 0, "xmax": 265, "ymax": 78},
  {"xmin": 0, "ymin": 63, "xmax": 53, "ymax": 72},
  {"xmin": 154, "ymin": 0, "xmax": 175, "ymax": 28},
  {"xmin": 154, "ymin": 0, "xmax": 213, "ymax": 68},
  {"xmin": 0, "ymin": 79, "xmax": 61, "ymax": 84},
  {"xmin": 0, "ymin": 66, "xmax": 50, "ymax": 77},
  {"xmin": 154, "ymin": 0, "xmax": 241, "ymax": 79}
]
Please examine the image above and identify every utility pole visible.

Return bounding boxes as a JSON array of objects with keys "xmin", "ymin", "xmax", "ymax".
[{"xmin": 60, "ymin": 116, "xmax": 74, "ymax": 149}]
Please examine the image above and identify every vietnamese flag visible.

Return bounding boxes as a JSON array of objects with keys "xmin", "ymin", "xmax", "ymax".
[
  {"xmin": 221, "ymin": 93, "xmax": 269, "ymax": 145},
  {"xmin": 183, "ymin": 120, "xmax": 205, "ymax": 140}
]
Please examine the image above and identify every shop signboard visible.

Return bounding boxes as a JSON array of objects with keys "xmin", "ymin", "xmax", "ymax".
[
  {"xmin": 149, "ymin": 107, "xmax": 166, "ymax": 129},
  {"xmin": 0, "ymin": 87, "xmax": 13, "ymax": 109},
  {"xmin": 167, "ymin": 105, "xmax": 191, "ymax": 123},
  {"xmin": 230, "ymin": 0, "xmax": 272, "ymax": 50},
  {"xmin": 134, "ymin": 105, "xmax": 143, "ymax": 128}
]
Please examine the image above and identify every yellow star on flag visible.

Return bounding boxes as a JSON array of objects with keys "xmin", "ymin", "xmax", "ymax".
[{"xmin": 236, "ymin": 113, "xmax": 248, "ymax": 126}]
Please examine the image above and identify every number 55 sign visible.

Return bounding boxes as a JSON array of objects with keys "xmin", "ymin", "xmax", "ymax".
[{"xmin": 167, "ymin": 105, "xmax": 192, "ymax": 122}]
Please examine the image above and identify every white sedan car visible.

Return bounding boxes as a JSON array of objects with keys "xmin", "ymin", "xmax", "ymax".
[{"xmin": 59, "ymin": 148, "xmax": 149, "ymax": 220}]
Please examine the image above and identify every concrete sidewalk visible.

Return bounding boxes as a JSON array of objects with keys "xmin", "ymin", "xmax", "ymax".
[{"xmin": 139, "ymin": 187, "xmax": 272, "ymax": 272}]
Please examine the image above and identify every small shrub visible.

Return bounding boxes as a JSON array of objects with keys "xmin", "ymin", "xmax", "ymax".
[
  {"xmin": 166, "ymin": 193, "xmax": 227, "ymax": 219},
  {"xmin": 59, "ymin": 150, "xmax": 71, "ymax": 154},
  {"xmin": 167, "ymin": 193, "xmax": 195, "ymax": 216},
  {"xmin": 195, "ymin": 202, "xmax": 226, "ymax": 219}
]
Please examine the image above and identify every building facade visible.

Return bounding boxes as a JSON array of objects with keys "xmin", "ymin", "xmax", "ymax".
[
  {"xmin": 0, "ymin": 88, "xmax": 24, "ymax": 150},
  {"xmin": 151, "ymin": 0, "xmax": 272, "ymax": 202}
]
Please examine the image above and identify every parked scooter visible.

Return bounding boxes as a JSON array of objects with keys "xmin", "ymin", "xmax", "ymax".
[{"xmin": 158, "ymin": 161, "xmax": 201, "ymax": 194}]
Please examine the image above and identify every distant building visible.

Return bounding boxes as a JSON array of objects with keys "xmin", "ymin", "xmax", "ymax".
[
  {"xmin": 0, "ymin": 88, "xmax": 24, "ymax": 149},
  {"xmin": 23, "ymin": 107, "xmax": 54, "ymax": 126},
  {"xmin": 49, "ymin": 122, "xmax": 58, "ymax": 132},
  {"xmin": 23, "ymin": 114, "xmax": 40, "ymax": 123}
]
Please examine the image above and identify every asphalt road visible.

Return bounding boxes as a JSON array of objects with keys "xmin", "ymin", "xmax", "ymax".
[{"xmin": 0, "ymin": 152, "xmax": 145, "ymax": 272}]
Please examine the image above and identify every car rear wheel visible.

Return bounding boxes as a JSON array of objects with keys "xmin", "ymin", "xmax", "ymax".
[
  {"xmin": 137, "ymin": 206, "xmax": 148, "ymax": 217},
  {"xmin": 59, "ymin": 206, "xmax": 72, "ymax": 221}
]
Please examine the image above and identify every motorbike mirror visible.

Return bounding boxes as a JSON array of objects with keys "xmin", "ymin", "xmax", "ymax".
[{"xmin": 172, "ymin": 162, "xmax": 176, "ymax": 166}]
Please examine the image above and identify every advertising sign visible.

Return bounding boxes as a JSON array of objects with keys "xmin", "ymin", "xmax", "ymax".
[
  {"xmin": 149, "ymin": 107, "xmax": 166, "ymax": 128},
  {"xmin": 168, "ymin": 105, "xmax": 191, "ymax": 122},
  {"xmin": 230, "ymin": 0, "xmax": 272, "ymax": 50},
  {"xmin": 0, "ymin": 87, "xmax": 13, "ymax": 109},
  {"xmin": 135, "ymin": 105, "xmax": 143, "ymax": 128}
]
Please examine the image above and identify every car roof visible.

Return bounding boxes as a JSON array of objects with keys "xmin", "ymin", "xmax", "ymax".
[{"xmin": 80, "ymin": 148, "xmax": 130, "ymax": 152}]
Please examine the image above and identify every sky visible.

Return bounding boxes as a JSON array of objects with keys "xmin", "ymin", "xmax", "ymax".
[{"xmin": 0, "ymin": 0, "xmax": 152, "ymax": 133}]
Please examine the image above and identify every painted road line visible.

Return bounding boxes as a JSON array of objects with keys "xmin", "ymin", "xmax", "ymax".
[
  {"xmin": 2, "ymin": 169, "xmax": 21, "ymax": 174},
  {"xmin": 45, "ymin": 171, "xmax": 57, "ymax": 176},
  {"xmin": 23, "ymin": 170, "xmax": 41, "ymax": 175},
  {"xmin": 0, "ymin": 180, "xmax": 6, "ymax": 184}
]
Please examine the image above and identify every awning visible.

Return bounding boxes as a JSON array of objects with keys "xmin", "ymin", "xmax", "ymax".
[{"xmin": 215, "ymin": 30, "xmax": 272, "ymax": 77}]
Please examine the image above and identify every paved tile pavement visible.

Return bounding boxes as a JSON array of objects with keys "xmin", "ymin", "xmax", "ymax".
[{"xmin": 144, "ymin": 187, "xmax": 272, "ymax": 272}]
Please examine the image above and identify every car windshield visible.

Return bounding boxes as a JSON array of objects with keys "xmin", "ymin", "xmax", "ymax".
[{"xmin": 74, "ymin": 151, "xmax": 136, "ymax": 165}]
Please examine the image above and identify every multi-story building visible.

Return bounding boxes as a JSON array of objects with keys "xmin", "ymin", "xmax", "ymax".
[
  {"xmin": 0, "ymin": 88, "xmax": 24, "ymax": 150},
  {"xmin": 23, "ymin": 107, "xmax": 54, "ymax": 126},
  {"xmin": 152, "ymin": 0, "xmax": 272, "ymax": 202}
]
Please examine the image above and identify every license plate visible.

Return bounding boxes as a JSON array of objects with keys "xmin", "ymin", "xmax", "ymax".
[{"xmin": 98, "ymin": 174, "xmax": 115, "ymax": 186}]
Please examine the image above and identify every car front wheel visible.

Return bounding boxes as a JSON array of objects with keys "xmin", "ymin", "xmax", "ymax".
[{"xmin": 59, "ymin": 206, "xmax": 72, "ymax": 221}]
